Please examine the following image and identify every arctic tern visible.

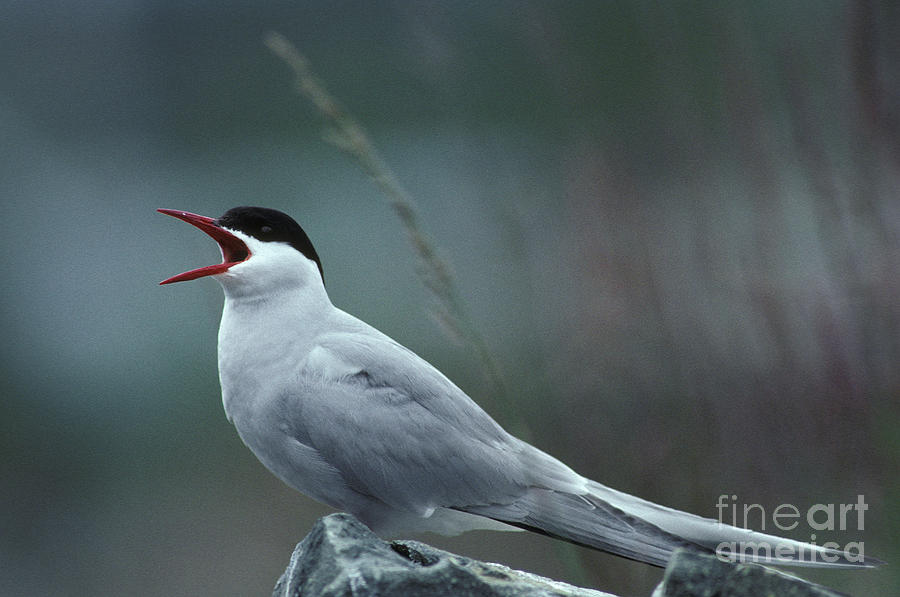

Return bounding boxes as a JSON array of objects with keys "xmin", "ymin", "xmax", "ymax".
[{"xmin": 159, "ymin": 206, "xmax": 878, "ymax": 569}]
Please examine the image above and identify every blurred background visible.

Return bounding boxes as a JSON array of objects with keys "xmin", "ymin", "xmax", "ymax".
[{"xmin": 1, "ymin": 1, "xmax": 897, "ymax": 595}]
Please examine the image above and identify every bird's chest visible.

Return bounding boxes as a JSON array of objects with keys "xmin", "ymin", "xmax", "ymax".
[{"xmin": 216, "ymin": 307, "xmax": 313, "ymax": 426}]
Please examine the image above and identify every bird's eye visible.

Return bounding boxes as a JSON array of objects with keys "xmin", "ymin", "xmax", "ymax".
[{"xmin": 261, "ymin": 225, "xmax": 273, "ymax": 234}]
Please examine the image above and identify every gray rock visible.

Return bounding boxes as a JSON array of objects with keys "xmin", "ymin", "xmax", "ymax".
[
  {"xmin": 652, "ymin": 549, "xmax": 849, "ymax": 597},
  {"xmin": 272, "ymin": 513, "xmax": 617, "ymax": 596}
]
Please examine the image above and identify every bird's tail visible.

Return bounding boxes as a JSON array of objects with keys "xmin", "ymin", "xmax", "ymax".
[{"xmin": 463, "ymin": 480, "xmax": 881, "ymax": 569}]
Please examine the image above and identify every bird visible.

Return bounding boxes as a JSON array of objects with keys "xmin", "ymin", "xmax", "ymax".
[{"xmin": 158, "ymin": 206, "xmax": 879, "ymax": 569}]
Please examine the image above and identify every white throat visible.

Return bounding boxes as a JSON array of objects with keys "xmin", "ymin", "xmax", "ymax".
[{"xmin": 212, "ymin": 231, "xmax": 332, "ymax": 422}]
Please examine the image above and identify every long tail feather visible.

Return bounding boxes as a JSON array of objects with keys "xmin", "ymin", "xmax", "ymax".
[{"xmin": 463, "ymin": 481, "xmax": 881, "ymax": 569}]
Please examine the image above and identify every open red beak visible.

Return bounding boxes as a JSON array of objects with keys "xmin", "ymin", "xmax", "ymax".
[{"xmin": 158, "ymin": 209, "xmax": 251, "ymax": 284}]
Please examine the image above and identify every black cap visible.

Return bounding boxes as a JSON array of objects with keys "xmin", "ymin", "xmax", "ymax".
[{"xmin": 217, "ymin": 206, "xmax": 323, "ymax": 282}]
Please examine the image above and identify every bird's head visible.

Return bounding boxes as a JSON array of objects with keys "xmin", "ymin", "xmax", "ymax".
[{"xmin": 158, "ymin": 206, "xmax": 324, "ymax": 297}]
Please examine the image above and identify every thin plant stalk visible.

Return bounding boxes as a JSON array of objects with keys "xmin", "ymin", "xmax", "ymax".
[{"xmin": 263, "ymin": 32, "xmax": 521, "ymax": 432}]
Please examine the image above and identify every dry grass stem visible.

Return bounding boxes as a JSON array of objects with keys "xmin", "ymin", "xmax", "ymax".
[{"xmin": 264, "ymin": 32, "xmax": 521, "ymax": 429}]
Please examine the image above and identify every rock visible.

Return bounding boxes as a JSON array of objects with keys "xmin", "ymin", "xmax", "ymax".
[
  {"xmin": 272, "ymin": 513, "xmax": 617, "ymax": 597},
  {"xmin": 652, "ymin": 549, "xmax": 848, "ymax": 597}
]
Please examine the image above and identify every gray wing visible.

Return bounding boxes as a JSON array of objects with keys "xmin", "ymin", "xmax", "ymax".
[
  {"xmin": 291, "ymin": 328, "xmax": 532, "ymax": 517},
  {"xmin": 292, "ymin": 332, "xmax": 704, "ymax": 563}
]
